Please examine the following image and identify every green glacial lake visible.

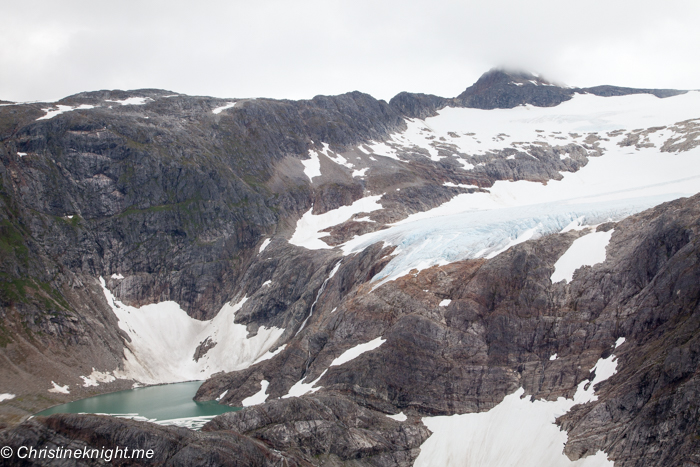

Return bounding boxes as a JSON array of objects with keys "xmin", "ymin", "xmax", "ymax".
[{"xmin": 35, "ymin": 381, "xmax": 239, "ymax": 430}]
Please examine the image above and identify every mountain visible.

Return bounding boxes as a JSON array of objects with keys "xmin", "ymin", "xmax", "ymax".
[{"xmin": 1, "ymin": 69, "xmax": 699, "ymax": 466}]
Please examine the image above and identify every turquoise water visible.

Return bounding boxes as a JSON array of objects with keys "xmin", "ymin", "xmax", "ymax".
[{"xmin": 35, "ymin": 381, "xmax": 239, "ymax": 430}]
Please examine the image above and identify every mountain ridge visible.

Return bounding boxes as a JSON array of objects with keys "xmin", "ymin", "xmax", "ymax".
[{"xmin": 0, "ymin": 69, "xmax": 699, "ymax": 466}]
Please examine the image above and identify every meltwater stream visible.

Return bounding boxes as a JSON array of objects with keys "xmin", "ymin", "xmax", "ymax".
[{"xmin": 35, "ymin": 381, "xmax": 240, "ymax": 430}]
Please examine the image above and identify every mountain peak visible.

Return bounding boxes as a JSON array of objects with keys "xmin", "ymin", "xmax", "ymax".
[
  {"xmin": 454, "ymin": 68, "xmax": 574, "ymax": 109},
  {"xmin": 474, "ymin": 68, "xmax": 556, "ymax": 86}
]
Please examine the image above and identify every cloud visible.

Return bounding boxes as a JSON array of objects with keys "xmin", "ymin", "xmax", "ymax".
[{"xmin": 1, "ymin": 0, "xmax": 698, "ymax": 102}]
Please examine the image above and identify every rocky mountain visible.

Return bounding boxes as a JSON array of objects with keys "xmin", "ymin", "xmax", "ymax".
[{"xmin": 0, "ymin": 69, "xmax": 699, "ymax": 466}]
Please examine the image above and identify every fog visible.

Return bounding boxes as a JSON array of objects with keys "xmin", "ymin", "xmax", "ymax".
[{"xmin": 1, "ymin": 0, "xmax": 698, "ymax": 102}]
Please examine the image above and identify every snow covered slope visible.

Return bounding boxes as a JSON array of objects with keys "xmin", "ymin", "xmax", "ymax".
[
  {"xmin": 414, "ymin": 347, "xmax": 623, "ymax": 467},
  {"xmin": 100, "ymin": 279, "xmax": 284, "ymax": 385},
  {"xmin": 288, "ymin": 91, "xmax": 700, "ymax": 284}
]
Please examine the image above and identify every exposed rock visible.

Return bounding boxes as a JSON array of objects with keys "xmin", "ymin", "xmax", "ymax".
[
  {"xmin": 204, "ymin": 395, "xmax": 430, "ymax": 466},
  {"xmin": 0, "ymin": 413, "xmax": 307, "ymax": 466},
  {"xmin": 453, "ymin": 69, "xmax": 577, "ymax": 109},
  {"xmin": 388, "ymin": 93, "xmax": 448, "ymax": 119},
  {"xmin": 0, "ymin": 71, "xmax": 696, "ymax": 466},
  {"xmin": 198, "ymin": 194, "xmax": 700, "ymax": 466},
  {"xmin": 582, "ymin": 85, "xmax": 687, "ymax": 99}
]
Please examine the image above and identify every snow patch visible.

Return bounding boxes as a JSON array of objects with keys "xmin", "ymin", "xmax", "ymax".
[
  {"xmin": 0, "ymin": 394, "xmax": 16, "ymax": 402},
  {"xmin": 100, "ymin": 279, "xmax": 284, "ymax": 384},
  {"xmin": 80, "ymin": 369, "xmax": 116, "ymax": 387},
  {"xmin": 551, "ymin": 230, "xmax": 614, "ymax": 283},
  {"xmin": 17, "ymin": 152, "xmax": 26, "ymax": 157},
  {"xmin": 282, "ymin": 369, "xmax": 327, "ymax": 398},
  {"xmin": 258, "ymin": 238, "xmax": 271, "ymax": 253},
  {"xmin": 561, "ymin": 216, "xmax": 587, "ymax": 233},
  {"xmin": 106, "ymin": 97, "xmax": 151, "ymax": 106},
  {"xmin": 387, "ymin": 412, "xmax": 407, "ymax": 421},
  {"xmin": 320, "ymin": 142, "xmax": 354, "ymax": 169},
  {"xmin": 289, "ymin": 195, "xmax": 383, "ymax": 250},
  {"xmin": 330, "ymin": 337, "xmax": 385, "ymax": 367},
  {"xmin": 367, "ymin": 141, "xmax": 400, "ymax": 160},
  {"xmin": 439, "ymin": 299, "xmax": 451, "ymax": 307},
  {"xmin": 212, "ymin": 102, "xmax": 237, "ymax": 114},
  {"xmin": 443, "ymin": 182, "xmax": 479, "ymax": 189},
  {"xmin": 49, "ymin": 381, "xmax": 70, "ymax": 394},
  {"xmin": 615, "ymin": 337, "xmax": 626, "ymax": 348},
  {"xmin": 242, "ymin": 380, "xmax": 269, "ymax": 406},
  {"xmin": 572, "ymin": 353, "xmax": 619, "ymax": 404},
  {"xmin": 111, "ymin": 273, "xmax": 124, "ymax": 280},
  {"xmin": 455, "ymin": 158, "xmax": 475, "ymax": 170},
  {"xmin": 216, "ymin": 390, "xmax": 228, "ymax": 402},
  {"xmin": 353, "ymin": 167, "xmax": 369, "ymax": 177},
  {"xmin": 37, "ymin": 104, "xmax": 95, "ymax": 121},
  {"xmin": 550, "ymin": 353, "xmax": 558, "ymax": 361},
  {"xmin": 302, "ymin": 149, "xmax": 322, "ymax": 181}
]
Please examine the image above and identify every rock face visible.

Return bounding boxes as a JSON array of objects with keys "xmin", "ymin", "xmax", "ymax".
[
  {"xmin": 0, "ymin": 69, "xmax": 698, "ymax": 465},
  {"xmin": 195, "ymin": 194, "xmax": 700, "ymax": 467},
  {"xmin": 204, "ymin": 396, "xmax": 430, "ymax": 466},
  {"xmin": 0, "ymin": 414, "xmax": 307, "ymax": 466}
]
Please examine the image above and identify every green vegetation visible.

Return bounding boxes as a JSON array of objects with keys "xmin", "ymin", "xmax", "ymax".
[
  {"xmin": 0, "ymin": 272, "xmax": 70, "ymax": 312},
  {"xmin": 0, "ymin": 220, "xmax": 29, "ymax": 264}
]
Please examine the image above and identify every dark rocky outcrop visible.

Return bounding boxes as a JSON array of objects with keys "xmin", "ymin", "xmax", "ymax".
[
  {"xmin": 204, "ymin": 395, "xmax": 430, "ymax": 466},
  {"xmin": 388, "ymin": 93, "xmax": 448, "ymax": 119},
  {"xmin": 582, "ymin": 85, "xmax": 687, "ymax": 99},
  {"xmin": 0, "ymin": 414, "xmax": 307, "ymax": 466},
  {"xmin": 453, "ymin": 68, "xmax": 577, "ymax": 109}
]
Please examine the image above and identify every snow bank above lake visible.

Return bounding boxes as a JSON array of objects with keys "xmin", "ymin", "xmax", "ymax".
[{"xmin": 100, "ymin": 278, "xmax": 284, "ymax": 385}]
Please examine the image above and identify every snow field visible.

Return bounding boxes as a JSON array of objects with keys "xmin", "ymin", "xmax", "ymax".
[
  {"xmin": 100, "ymin": 278, "xmax": 284, "ymax": 384},
  {"xmin": 339, "ymin": 97, "xmax": 700, "ymax": 284},
  {"xmin": 414, "ymin": 349, "xmax": 622, "ymax": 467},
  {"xmin": 288, "ymin": 93, "xmax": 700, "ymax": 286}
]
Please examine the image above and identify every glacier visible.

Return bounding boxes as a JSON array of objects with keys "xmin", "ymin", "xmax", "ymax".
[{"xmin": 333, "ymin": 91, "xmax": 700, "ymax": 285}]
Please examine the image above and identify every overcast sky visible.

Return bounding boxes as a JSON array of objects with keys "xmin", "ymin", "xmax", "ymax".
[{"xmin": 2, "ymin": 0, "xmax": 699, "ymax": 103}]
